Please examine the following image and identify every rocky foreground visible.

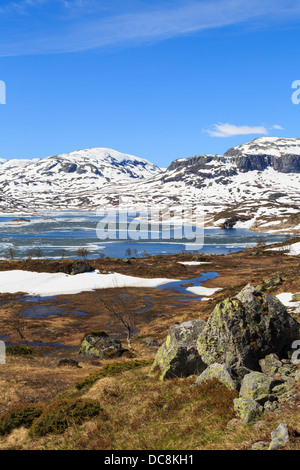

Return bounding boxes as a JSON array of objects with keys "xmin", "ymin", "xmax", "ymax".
[{"xmin": 150, "ymin": 283, "xmax": 300, "ymax": 449}]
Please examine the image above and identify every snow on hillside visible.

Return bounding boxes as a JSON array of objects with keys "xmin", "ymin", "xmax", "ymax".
[
  {"xmin": 0, "ymin": 139, "xmax": 299, "ymax": 234},
  {"xmin": 226, "ymin": 137, "xmax": 300, "ymax": 157}
]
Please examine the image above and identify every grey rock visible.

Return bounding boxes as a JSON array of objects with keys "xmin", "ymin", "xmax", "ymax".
[
  {"xmin": 269, "ymin": 423, "xmax": 289, "ymax": 450},
  {"xmin": 251, "ymin": 441, "xmax": 270, "ymax": 450},
  {"xmin": 194, "ymin": 363, "xmax": 240, "ymax": 390},
  {"xmin": 143, "ymin": 337, "xmax": 160, "ymax": 347},
  {"xmin": 196, "ymin": 284, "xmax": 299, "ymax": 372},
  {"xmin": 78, "ymin": 332, "xmax": 122, "ymax": 359},
  {"xmin": 259, "ymin": 353, "xmax": 282, "ymax": 376},
  {"xmin": 263, "ymin": 400, "xmax": 278, "ymax": 413},
  {"xmin": 233, "ymin": 397, "xmax": 263, "ymax": 425},
  {"xmin": 150, "ymin": 320, "xmax": 207, "ymax": 380},
  {"xmin": 239, "ymin": 372, "xmax": 274, "ymax": 401},
  {"xmin": 70, "ymin": 260, "xmax": 92, "ymax": 275}
]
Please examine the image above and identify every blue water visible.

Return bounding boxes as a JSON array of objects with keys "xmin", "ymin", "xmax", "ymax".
[{"xmin": 0, "ymin": 211, "xmax": 289, "ymax": 260}]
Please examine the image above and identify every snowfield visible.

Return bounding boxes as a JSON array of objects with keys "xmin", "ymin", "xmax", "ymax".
[{"xmin": 0, "ymin": 270, "xmax": 178, "ymax": 296}]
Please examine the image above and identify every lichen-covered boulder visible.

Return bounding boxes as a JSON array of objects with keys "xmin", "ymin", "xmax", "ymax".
[
  {"xmin": 193, "ymin": 363, "xmax": 239, "ymax": 390},
  {"xmin": 233, "ymin": 397, "xmax": 263, "ymax": 425},
  {"xmin": 150, "ymin": 320, "xmax": 207, "ymax": 380},
  {"xmin": 78, "ymin": 331, "xmax": 122, "ymax": 359},
  {"xmin": 239, "ymin": 372, "xmax": 275, "ymax": 402},
  {"xmin": 196, "ymin": 284, "xmax": 299, "ymax": 372}
]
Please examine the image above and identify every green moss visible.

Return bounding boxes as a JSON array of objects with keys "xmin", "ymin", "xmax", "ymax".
[
  {"xmin": 75, "ymin": 360, "xmax": 152, "ymax": 391},
  {"xmin": 0, "ymin": 403, "xmax": 44, "ymax": 436}
]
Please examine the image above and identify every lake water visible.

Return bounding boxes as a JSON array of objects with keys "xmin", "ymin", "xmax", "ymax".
[{"xmin": 0, "ymin": 210, "xmax": 289, "ymax": 260}]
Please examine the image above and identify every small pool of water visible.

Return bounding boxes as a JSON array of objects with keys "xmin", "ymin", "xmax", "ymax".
[{"xmin": 20, "ymin": 305, "xmax": 88, "ymax": 319}]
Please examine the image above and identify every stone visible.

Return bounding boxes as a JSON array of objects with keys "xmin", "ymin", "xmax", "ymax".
[
  {"xmin": 194, "ymin": 363, "xmax": 239, "ymax": 390},
  {"xmin": 268, "ymin": 423, "xmax": 289, "ymax": 450},
  {"xmin": 150, "ymin": 320, "xmax": 207, "ymax": 380},
  {"xmin": 196, "ymin": 284, "xmax": 299, "ymax": 372},
  {"xmin": 233, "ymin": 398, "xmax": 263, "ymax": 425},
  {"xmin": 143, "ymin": 337, "xmax": 160, "ymax": 347},
  {"xmin": 259, "ymin": 354, "xmax": 282, "ymax": 376},
  {"xmin": 239, "ymin": 372, "xmax": 274, "ymax": 401},
  {"xmin": 264, "ymin": 400, "xmax": 278, "ymax": 413},
  {"xmin": 251, "ymin": 441, "xmax": 269, "ymax": 450},
  {"xmin": 78, "ymin": 331, "xmax": 122, "ymax": 359},
  {"xmin": 70, "ymin": 260, "xmax": 92, "ymax": 275}
]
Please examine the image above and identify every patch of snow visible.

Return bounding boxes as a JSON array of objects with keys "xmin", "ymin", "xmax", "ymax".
[
  {"xmin": 178, "ymin": 261, "xmax": 211, "ymax": 266},
  {"xmin": 186, "ymin": 286, "xmax": 222, "ymax": 296},
  {"xmin": 0, "ymin": 270, "xmax": 178, "ymax": 296}
]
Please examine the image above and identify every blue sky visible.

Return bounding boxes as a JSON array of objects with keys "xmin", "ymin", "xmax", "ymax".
[{"xmin": 0, "ymin": 0, "xmax": 300, "ymax": 167}]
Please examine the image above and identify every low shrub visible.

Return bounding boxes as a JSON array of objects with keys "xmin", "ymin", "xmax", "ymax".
[
  {"xmin": 0, "ymin": 403, "xmax": 44, "ymax": 436},
  {"xmin": 75, "ymin": 360, "xmax": 152, "ymax": 391},
  {"xmin": 6, "ymin": 345, "xmax": 35, "ymax": 356},
  {"xmin": 29, "ymin": 398, "xmax": 102, "ymax": 437}
]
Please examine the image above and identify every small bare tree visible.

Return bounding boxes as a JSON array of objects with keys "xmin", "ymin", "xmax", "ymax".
[
  {"xmin": 2, "ymin": 310, "xmax": 29, "ymax": 346},
  {"xmin": 26, "ymin": 247, "xmax": 43, "ymax": 259},
  {"xmin": 60, "ymin": 248, "xmax": 67, "ymax": 259},
  {"xmin": 256, "ymin": 237, "xmax": 266, "ymax": 250},
  {"xmin": 4, "ymin": 248, "xmax": 16, "ymax": 260},
  {"xmin": 77, "ymin": 247, "xmax": 89, "ymax": 259},
  {"xmin": 98, "ymin": 288, "xmax": 137, "ymax": 349}
]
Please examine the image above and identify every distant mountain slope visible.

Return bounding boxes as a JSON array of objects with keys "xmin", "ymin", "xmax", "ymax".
[{"xmin": 0, "ymin": 139, "xmax": 299, "ymax": 233}]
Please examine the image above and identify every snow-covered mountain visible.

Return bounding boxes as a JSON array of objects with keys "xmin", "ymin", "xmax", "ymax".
[
  {"xmin": 0, "ymin": 147, "xmax": 161, "ymax": 211},
  {"xmin": 0, "ymin": 138, "xmax": 299, "ymax": 233}
]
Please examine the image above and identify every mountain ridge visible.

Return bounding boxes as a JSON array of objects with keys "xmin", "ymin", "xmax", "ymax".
[{"xmin": 0, "ymin": 137, "xmax": 299, "ymax": 233}]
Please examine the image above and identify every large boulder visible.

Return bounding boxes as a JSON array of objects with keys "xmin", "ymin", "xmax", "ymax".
[
  {"xmin": 78, "ymin": 331, "xmax": 123, "ymax": 359},
  {"xmin": 150, "ymin": 320, "xmax": 207, "ymax": 380},
  {"xmin": 196, "ymin": 284, "xmax": 299, "ymax": 372}
]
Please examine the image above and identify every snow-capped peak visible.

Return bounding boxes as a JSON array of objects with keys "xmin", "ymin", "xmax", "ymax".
[{"xmin": 225, "ymin": 136, "xmax": 300, "ymax": 157}]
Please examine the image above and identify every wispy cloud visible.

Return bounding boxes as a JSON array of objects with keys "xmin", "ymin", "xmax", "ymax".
[
  {"xmin": 1, "ymin": 0, "xmax": 300, "ymax": 56},
  {"xmin": 206, "ymin": 123, "xmax": 269, "ymax": 137}
]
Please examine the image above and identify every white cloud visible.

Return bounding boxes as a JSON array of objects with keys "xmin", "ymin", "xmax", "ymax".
[
  {"xmin": 206, "ymin": 123, "xmax": 269, "ymax": 138},
  {"xmin": 1, "ymin": 0, "xmax": 300, "ymax": 56},
  {"xmin": 272, "ymin": 124, "xmax": 284, "ymax": 130}
]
